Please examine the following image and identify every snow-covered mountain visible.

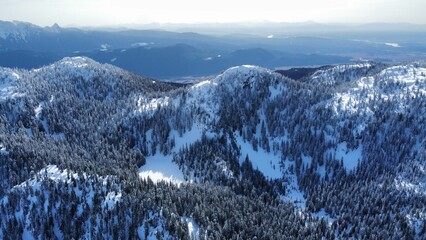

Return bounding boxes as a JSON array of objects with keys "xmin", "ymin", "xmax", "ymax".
[
  {"xmin": 0, "ymin": 20, "xmax": 43, "ymax": 41},
  {"xmin": 0, "ymin": 57, "xmax": 425, "ymax": 238}
]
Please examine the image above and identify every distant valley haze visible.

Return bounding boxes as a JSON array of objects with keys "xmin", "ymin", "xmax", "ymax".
[
  {"xmin": 0, "ymin": 19, "xmax": 425, "ymax": 79},
  {"xmin": 1, "ymin": 0, "xmax": 426, "ymax": 27}
]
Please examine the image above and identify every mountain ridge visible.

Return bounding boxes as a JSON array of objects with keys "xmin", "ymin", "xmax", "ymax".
[{"xmin": 0, "ymin": 57, "xmax": 425, "ymax": 238}]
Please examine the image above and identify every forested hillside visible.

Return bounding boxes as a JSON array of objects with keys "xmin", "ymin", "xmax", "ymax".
[{"xmin": 0, "ymin": 57, "xmax": 425, "ymax": 239}]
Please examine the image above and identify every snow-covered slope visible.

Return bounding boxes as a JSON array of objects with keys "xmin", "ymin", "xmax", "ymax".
[
  {"xmin": 1, "ymin": 57, "xmax": 425, "ymax": 239},
  {"xmin": 135, "ymin": 61, "xmax": 426, "ymax": 209},
  {"xmin": 0, "ymin": 20, "xmax": 42, "ymax": 41},
  {"xmin": 0, "ymin": 165, "xmax": 122, "ymax": 240},
  {"xmin": 0, "ymin": 67, "xmax": 24, "ymax": 101},
  {"xmin": 136, "ymin": 65, "xmax": 288, "ymax": 182},
  {"xmin": 309, "ymin": 62, "xmax": 384, "ymax": 86}
]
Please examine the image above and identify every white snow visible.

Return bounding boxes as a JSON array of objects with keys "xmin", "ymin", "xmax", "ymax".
[
  {"xmin": 137, "ymin": 96, "xmax": 170, "ymax": 114},
  {"xmin": 279, "ymin": 158, "xmax": 307, "ymax": 208},
  {"xmin": 186, "ymin": 79, "xmax": 219, "ymax": 123},
  {"xmin": 330, "ymin": 64, "xmax": 426, "ymax": 118},
  {"xmin": 310, "ymin": 63, "xmax": 372, "ymax": 86},
  {"xmin": 35, "ymin": 103, "xmax": 43, "ymax": 119},
  {"xmin": 172, "ymin": 125, "xmax": 205, "ymax": 151},
  {"xmin": 131, "ymin": 42, "xmax": 149, "ymax": 47},
  {"xmin": 137, "ymin": 212, "xmax": 172, "ymax": 240},
  {"xmin": 379, "ymin": 64, "xmax": 426, "ymax": 86},
  {"xmin": 0, "ymin": 144, "xmax": 8, "ymax": 155},
  {"xmin": 385, "ymin": 42, "xmax": 400, "ymax": 48},
  {"xmin": 13, "ymin": 165, "xmax": 121, "ymax": 206},
  {"xmin": 312, "ymin": 209, "xmax": 334, "ymax": 226},
  {"xmin": 0, "ymin": 69, "xmax": 23, "ymax": 101},
  {"xmin": 139, "ymin": 154, "xmax": 185, "ymax": 185},
  {"xmin": 235, "ymin": 134, "xmax": 282, "ymax": 179},
  {"xmin": 335, "ymin": 142, "xmax": 362, "ymax": 172},
  {"xmin": 216, "ymin": 65, "xmax": 272, "ymax": 87},
  {"xmin": 57, "ymin": 56, "xmax": 89, "ymax": 68},
  {"xmin": 100, "ymin": 44, "xmax": 110, "ymax": 51},
  {"xmin": 45, "ymin": 56, "xmax": 121, "ymax": 84},
  {"xmin": 139, "ymin": 125, "xmax": 207, "ymax": 184},
  {"xmin": 269, "ymin": 85, "xmax": 284, "ymax": 99},
  {"xmin": 395, "ymin": 176, "xmax": 426, "ymax": 196},
  {"xmin": 138, "ymin": 65, "xmax": 287, "ymax": 184},
  {"xmin": 0, "ymin": 21, "xmax": 41, "ymax": 41},
  {"xmin": 103, "ymin": 191, "xmax": 122, "ymax": 210},
  {"xmin": 0, "ymin": 164, "xmax": 122, "ymax": 239},
  {"xmin": 182, "ymin": 217, "xmax": 202, "ymax": 240}
]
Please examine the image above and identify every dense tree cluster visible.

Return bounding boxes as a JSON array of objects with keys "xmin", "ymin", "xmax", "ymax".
[{"xmin": 0, "ymin": 57, "xmax": 425, "ymax": 238}]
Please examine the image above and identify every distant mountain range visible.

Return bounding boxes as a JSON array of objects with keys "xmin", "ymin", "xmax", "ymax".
[{"xmin": 1, "ymin": 20, "xmax": 425, "ymax": 78}]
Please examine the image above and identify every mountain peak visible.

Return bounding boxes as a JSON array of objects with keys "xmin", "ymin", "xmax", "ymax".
[
  {"xmin": 47, "ymin": 23, "xmax": 61, "ymax": 32},
  {"xmin": 54, "ymin": 56, "xmax": 96, "ymax": 68},
  {"xmin": 0, "ymin": 20, "xmax": 42, "ymax": 41},
  {"xmin": 214, "ymin": 65, "xmax": 276, "ymax": 87}
]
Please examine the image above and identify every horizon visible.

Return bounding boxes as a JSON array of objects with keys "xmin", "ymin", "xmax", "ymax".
[
  {"xmin": 2, "ymin": 19, "xmax": 426, "ymax": 31},
  {"xmin": 1, "ymin": 0, "xmax": 426, "ymax": 28}
]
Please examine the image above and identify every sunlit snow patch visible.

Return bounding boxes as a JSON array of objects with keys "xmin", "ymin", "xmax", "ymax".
[
  {"xmin": 312, "ymin": 209, "xmax": 334, "ymax": 226},
  {"xmin": 0, "ymin": 69, "xmax": 23, "ymax": 101},
  {"xmin": 139, "ymin": 124, "xmax": 207, "ymax": 184},
  {"xmin": 103, "ymin": 191, "xmax": 122, "ymax": 210},
  {"xmin": 34, "ymin": 103, "xmax": 43, "ymax": 119},
  {"xmin": 235, "ymin": 134, "xmax": 282, "ymax": 179},
  {"xmin": 280, "ymin": 159, "xmax": 307, "ymax": 208},
  {"xmin": 139, "ymin": 154, "xmax": 185, "ymax": 185},
  {"xmin": 335, "ymin": 142, "xmax": 362, "ymax": 172},
  {"xmin": 0, "ymin": 144, "xmax": 8, "ymax": 155},
  {"xmin": 136, "ymin": 96, "xmax": 170, "ymax": 114},
  {"xmin": 137, "ymin": 212, "xmax": 172, "ymax": 239},
  {"xmin": 385, "ymin": 42, "xmax": 400, "ymax": 48},
  {"xmin": 182, "ymin": 217, "xmax": 202, "ymax": 240},
  {"xmin": 100, "ymin": 44, "xmax": 110, "ymax": 51}
]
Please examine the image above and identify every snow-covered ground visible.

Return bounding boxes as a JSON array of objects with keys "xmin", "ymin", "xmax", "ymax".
[
  {"xmin": 335, "ymin": 142, "xmax": 362, "ymax": 172},
  {"xmin": 312, "ymin": 209, "xmax": 334, "ymax": 226},
  {"xmin": 137, "ymin": 211, "xmax": 172, "ymax": 240},
  {"xmin": 182, "ymin": 217, "xmax": 202, "ymax": 240},
  {"xmin": 136, "ymin": 96, "xmax": 170, "ymax": 114},
  {"xmin": 138, "ymin": 65, "xmax": 292, "ymax": 194},
  {"xmin": 139, "ymin": 154, "xmax": 185, "ymax": 185},
  {"xmin": 385, "ymin": 42, "xmax": 400, "ymax": 48},
  {"xmin": 1, "ymin": 165, "xmax": 123, "ymax": 240},
  {"xmin": 0, "ymin": 68, "xmax": 23, "ymax": 101},
  {"xmin": 235, "ymin": 134, "xmax": 282, "ymax": 179},
  {"xmin": 139, "ymin": 125, "xmax": 206, "ymax": 185},
  {"xmin": 280, "ymin": 159, "xmax": 307, "ymax": 208},
  {"xmin": 394, "ymin": 176, "xmax": 426, "ymax": 196}
]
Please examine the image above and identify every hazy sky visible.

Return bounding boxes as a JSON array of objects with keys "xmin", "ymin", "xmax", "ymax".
[{"xmin": 1, "ymin": 0, "xmax": 425, "ymax": 27}]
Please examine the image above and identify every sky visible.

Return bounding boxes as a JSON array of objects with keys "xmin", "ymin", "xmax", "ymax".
[{"xmin": 1, "ymin": 0, "xmax": 426, "ymax": 27}]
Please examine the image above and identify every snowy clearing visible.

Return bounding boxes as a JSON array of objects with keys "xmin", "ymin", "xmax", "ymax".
[
  {"xmin": 235, "ymin": 134, "xmax": 282, "ymax": 179},
  {"xmin": 138, "ymin": 125, "xmax": 206, "ymax": 185},
  {"xmin": 182, "ymin": 217, "xmax": 202, "ymax": 240},
  {"xmin": 280, "ymin": 159, "xmax": 307, "ymax": 208},
  {"xmin": 139, "ymin": 154, "xmax": 185, "ymax": 185},
  {"xmin": 335, "ymin": 142, "xmax": 362, "ymax": 172}
]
